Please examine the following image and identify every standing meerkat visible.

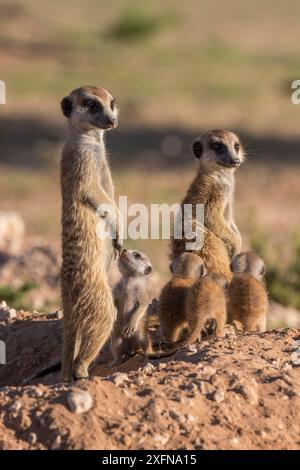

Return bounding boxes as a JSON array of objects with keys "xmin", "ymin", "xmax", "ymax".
[
  {"xmin": 159, "ymin": 253, "xmax": 206, "ymax": 344},
  {"xmin": 172, "ymin": 130, "xmax": 244, "ymax": 282},
  {"xmin": 228, "ymin": 251, "xmax": 268, "ymax": 332},
  {"xmin": 111, "ymin": 249, "xmax": 153, "ymax": 365},
  {"xmin": 60, "ymin": 85, "xmax": 122, "ymax": 381}
]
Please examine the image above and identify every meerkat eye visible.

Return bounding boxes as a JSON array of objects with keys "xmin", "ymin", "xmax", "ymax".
[
  {"xmin": 133, "ymin": 252, "xmax": 141, "ymax": 260},
  {"xmin": 110, "ymin": 99, "xmax": 115, "ymax": 111},
  {"xmin": 84, "ymin": 99, "xmax": 101, "ymax": 113},
  {"xmin": 212, "ymin": 141, "xmax": 224, "ymax": 151},
  {"xmin": 234, "ymin": 142, "xmax": 240, "ymax": 152}
]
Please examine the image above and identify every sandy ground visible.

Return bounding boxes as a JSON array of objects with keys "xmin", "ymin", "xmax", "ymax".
[{"xmin": 0, "ymin": 308, "xmax": 299, "ymax": 450}]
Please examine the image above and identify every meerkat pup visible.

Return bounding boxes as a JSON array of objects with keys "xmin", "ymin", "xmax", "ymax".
[
  {"xmin": 60, "ymin": 86, "xmax": 122, "ymax": 381},
  {"xmin": 172, "ymin": 130, "xmax": 244, "ymax": 282},
  {"xmin": 185, "ymin": 272, "xmax": 227, "ymax": 342},
  {"xmin": 159, "ymin": 252, "xmax": 206, "ymax": 344},
  {"xmin": 111, "ymin": 249, "xmax": 153, "ymax": 365},
  {"xmin": 228, "ymin": 251, "xmax": 268, "ymax": 332}
]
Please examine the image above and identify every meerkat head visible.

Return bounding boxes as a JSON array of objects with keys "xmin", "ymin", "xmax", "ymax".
[
  {"xmin": 231, "ymin": 251, "xmax": 265, "ymax": 280},
  {"xmin": 119, "ymin": 249, "xmax": 152, "ymax": 278},
  {"xmin": 60, "ymin": 86, "xmax": 118, "ymax": 132},
  {"xmin": 192, "ymin": 130, "xmax": 244, "ymax": 172},
  {"xmin": 171, "ymin": 253, "xmax": 206, "ymax": 280}
]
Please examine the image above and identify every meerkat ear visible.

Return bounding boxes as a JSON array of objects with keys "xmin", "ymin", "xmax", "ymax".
[
  {"xmin": 61, "ymin": 96, "xmax": 73, "ymax": 118},
  {"xmin": 260, "ymin": 264, "xmax": 266, "ymax": 276},
  {"xmin": 144, "ymin": 265, "xmax": 152, "ymax": 275},
  {"xmin": 192, "ymin": 139, "xmax": 203, "ymax": 159}
]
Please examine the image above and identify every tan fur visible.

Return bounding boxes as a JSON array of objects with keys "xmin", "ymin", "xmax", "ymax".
[
  {"xmin": 60, "ymin": 85, "xmax": 122, "ymax": 381},
  {"xmin": 159, "ymin": 253, "xmax": 206, "ymax": 343},
  {"xmin": 185, "ymin": 273, "xmax": 227, "ymax": 342},
  {"xmin": 228, "ymin": 251, "xmax": 268, "ymax": 332},
  {"xmin": 111, "ymin": 249, "xmax": 153, "ymax": 365},
  {"xmin": 172, "ymin": 130, "xmax": 244, "ymax": 283}
]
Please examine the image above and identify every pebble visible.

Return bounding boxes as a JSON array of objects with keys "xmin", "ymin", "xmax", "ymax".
[
  {"xmin": 111, "ymin": 372, "xmax": 129, "ymax": 386},
  {"xmin": 27, "ymin": 432, "xmax": 37, "ymax": 445},
  {"xmin": 51, "ymin": 435, "xmax": 62, "ymax": 450},
  {"xmin": 143, "ymin": 363, "xmax": 156, "ymax": 374},
  {"xmin": 67, "ymin": 389, "xmax": 93, "ymax": 414},
  {"xmin": 212, "ymin": 389, "xmax": 225, "ymax": 403},
  {"xmin": 0, "ymin": 307, "xmax": 16, "ymax": 321},
  {"xmin": 54, "ymin": 310, "xmax": 63, "ymax": 320},
  {"xmin": 291, "ymin": 351, "xmax": 300, "ymax": 366}
]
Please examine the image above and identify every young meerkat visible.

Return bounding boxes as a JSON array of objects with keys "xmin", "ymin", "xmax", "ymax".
[
  {"xmin": 159, "ymin": 252, "xmax": 206, "ymax": 344},
  {"xmin": 172, "ymin": 130, "xmax": 245, "ymax": 282},
  {"xmin": 111, "ymin": 249, "xmax": 153, "ymax": 365},
  {"xmin": 185, "ymin": 272, "xmax": 227, "ymax": 342},
  {"xmin": 228, "ymin": 251, "xmax": 268, "ymax": 332},
  {"xmin": 60, "ymin": 86, "xmax": 122, "ymax": 381}
]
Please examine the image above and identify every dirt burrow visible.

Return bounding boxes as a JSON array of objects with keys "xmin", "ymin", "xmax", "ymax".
[{"xmin": 0, "ymin": 309, "xmax": 299, "ymax": 450}]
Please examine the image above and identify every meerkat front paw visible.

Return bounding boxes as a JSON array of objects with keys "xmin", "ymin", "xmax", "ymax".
[{"xmin": 121, "ymin": 325, "xmax": 136, "ymax": 338}]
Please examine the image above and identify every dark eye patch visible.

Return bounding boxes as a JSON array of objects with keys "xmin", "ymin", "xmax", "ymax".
[
  {"xmin": 83, "ymin": 99, "xmax": 102, "ymax": 113},
  {"xmin": 210, "ymin": 140, "xmax": 226, "ymax": 152}
]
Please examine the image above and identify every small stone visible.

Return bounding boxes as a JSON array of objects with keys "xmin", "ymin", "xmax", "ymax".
[
  {"xmin": 153, "ymin": 433, "xmax": 169, "ymax": 446},
  {"xmin": 55, "ymin": 310, "xmax": 63, "ymax": 320},
  {"xmin": 169, "ymin": 409, "xmax": 180, "ymax": 420},
  {"xmin": 212, "ymin": 389, "xmax": 225, "ymax": 403},
  {"xmin": 231, "ymin": 437, "xmax": 239, "ymax": 446},
  {"xmin": 27, "ymin": 432, "xmax": 37, "ymax": 445},
  {"xmin": 51, "ymin": 435, "xmax": 62, "ymax": 450},
  {"xmin": 111, "ymin": 372, "xmax": 129, "ymax": 386},
  {"xmin": 143, "ymin": 363, "xmax": 156, "ymax": 374},
  {"xmin": 291, "ymin": 351, "xmax": 300, "ymax": 366},
  {"xmin": 10, "ymin": 400, "xmax": 22, "ymax": 413},
  {"xmin": 67, "ymin": 389, "xmax": 93, "ymax": 414},
  {"xmin": 0, "ymin": 307, "xmax": 16, "ymax": 321},
  {"xmin": 187, "ymin": 344, "xmax": 197, "ymax": 353}
]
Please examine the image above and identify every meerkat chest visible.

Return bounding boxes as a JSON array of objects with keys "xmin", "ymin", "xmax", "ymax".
[{"xmin": 214, "ymin": 173, "xmax": 234, "ymax": 201}]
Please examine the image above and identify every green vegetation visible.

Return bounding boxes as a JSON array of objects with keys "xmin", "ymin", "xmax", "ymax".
[
  {"xmin": 110, "ymin": 7, "xmax": 171, "ymax": 40},
  {"xmin": 0, "ymin": 282, "xmax": 36, "ymax": 310},
  {"xmin": 251, "ymin": 231, "xmax": 300, "ymax": 310}
]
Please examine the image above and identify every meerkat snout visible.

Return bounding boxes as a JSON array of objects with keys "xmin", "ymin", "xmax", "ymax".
[
  {"xmin": 192, "ymin": 129, "xmax": 244, "ymax": 171},
  {"xmin": 61, "ymin": 86, "xmax": 118, "ymax": 131}
]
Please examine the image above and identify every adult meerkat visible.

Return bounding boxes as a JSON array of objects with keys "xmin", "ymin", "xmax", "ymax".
[
  {"xmin": 60, "ymin": 85, "xmax": 122, "ymax": 381},
  {"xmin": 159, "ymin": 253, "xmax": 206, "ymax": 344},
  {"xmin": 172, "ymin": 130, "xmax": 244, "ymax": 282},
  {"xmin": 228, "ymin": 251, "xmax": 268, "ymax": 332},
  {"xmin": 111, "ymin": 249, "xmax": 153, "ymax": 365}
]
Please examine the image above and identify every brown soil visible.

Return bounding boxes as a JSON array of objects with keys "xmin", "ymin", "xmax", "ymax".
[{"xmin": 0, "ymin": 309, "xmax": 299, "ymax": 450}]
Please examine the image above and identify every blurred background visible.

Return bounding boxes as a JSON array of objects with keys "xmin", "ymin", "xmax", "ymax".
[{"xmin": 0, "ymin": 0, "xmax": 300, "ymax": 322}]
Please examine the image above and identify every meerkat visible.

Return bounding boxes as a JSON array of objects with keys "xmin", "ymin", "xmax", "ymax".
[
  {"xmin": 172, "ymin": 130, "xmax": 244, "ymax": 282},
  {"xmin": 111, "ymin": 249, "xmax": 153, "ymax": 365},
  {"xmin": 228, "ymin": 251, "xmax": 268, "ymax": 332},
  {"xmin": 60, "ymin": 85, "xmax": 122, "ymax": 381},
  {"xmin": 159, "ymin": 252, "xmax": 206, "ymax": 344},
  {"xmin": 185, "ymin": 272, "xmax": 227, "ymax": 342}
]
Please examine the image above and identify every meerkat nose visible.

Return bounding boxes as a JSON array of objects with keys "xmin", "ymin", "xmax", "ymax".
[
  {"xmin": 231, "ymin": 159, "xmax": 240, "ymax": 167},
  {"xmin": 107, "ymin": 117, "xmax": 117, "ymax": 127}
]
